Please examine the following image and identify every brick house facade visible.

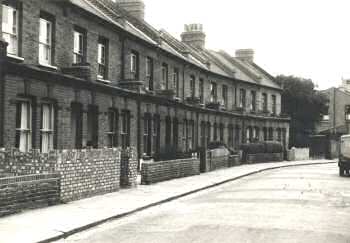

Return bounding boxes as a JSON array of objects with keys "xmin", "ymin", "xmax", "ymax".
[{"xmin": 0, "ymin": 0, "xmax": 290, "ymax": 167}]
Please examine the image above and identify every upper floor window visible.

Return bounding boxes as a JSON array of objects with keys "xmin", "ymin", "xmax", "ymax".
[
  {"xmin": 190, "ymin": 75, "xmax": 195, "ymax": 98},
  {"xmin": 39, "ymin": 15, "xmax": 53, "ymax": 65},
  {"xmin": 199, "ymin": 78, "xmax": 204, "ymax": 104},
  {"xmin": 97, "ymin": 37, "xmax": 108, "ymax": 80},
  {"xmin": 262, "ymin": 93, "xmax": 268, "ymax": 112},
  {"xmin": 239, "ymin": 88, "xmax": 246, "ymax": 108},
  {"xmin": 73, "ymin": 27, "xmax": 86, "ymax": 64},
  {"xmin": 2, "ymin": 3, "xmax": 19, "ymax": 56},
  {"xmin": 173, "ymin": 68, "xmax": 179, "ymax": 96},
  {"xmin": 272, "ymin": 95, "xmax": 277, "ymax": 115},
  {"xmin": 130, "ymin": 50, "xmax": 139, "ymax": 79},
  {"xmin": 222, "ymin": 85, "xmax": 228, "ymax": 107},
  {"xmin": 210, "ymin": 82, "xmax": 217, "ymax": 102},
  {"xmin": 146, "ymin": 57, "xmax": 153, "ymax": 90},
  {"xmin": 162, "ymin": 63, "xmax": 168, "ymax": 89},
  {"xmin": 250, "ymin": 90, "xmax": 256, "ymax": 111}
]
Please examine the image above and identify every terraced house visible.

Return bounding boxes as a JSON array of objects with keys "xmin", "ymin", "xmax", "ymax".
[{"xmin": 0, "ymin": 0, "xmax": 290, "ymax": 164}]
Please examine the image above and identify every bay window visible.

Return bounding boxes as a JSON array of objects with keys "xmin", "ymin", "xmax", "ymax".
[
  {"xmin": 15, "ymin": 101, "xmax": 32, "ymax": 152},
  {"xmin": 107, "ymin": 109, "xmax": 119, "ymax": 148},
  {"xmin": 121, "ymin": 110, "xmax": 130, "ymax": 149},
  {"xmin": 40, "ymin": 103, "xmax": 55, "ymax": 153},
  {"xmin": 39, "ymin": 16, "xmax": 53, "ymax": 65},
  {"xmin": 2, "ymin": 3, "xmax": 19, "ymax": 56}
]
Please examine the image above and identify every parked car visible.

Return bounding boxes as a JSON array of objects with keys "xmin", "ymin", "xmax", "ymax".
[{"xmin": 339, "ymin": 135, "xmax": 350, "ymax": 176}]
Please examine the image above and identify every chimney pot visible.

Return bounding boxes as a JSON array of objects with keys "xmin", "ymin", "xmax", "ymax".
[
  {"xmin": 115, "ymin": 0, "xmax": 145, "ymax": 20},
  {"xmin": 181, "ymin": 23, "xmax": 206, "ymax": 50}
]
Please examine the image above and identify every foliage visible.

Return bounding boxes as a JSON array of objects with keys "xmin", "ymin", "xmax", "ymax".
[
  {"xmin": 276, "ymin": 75, "xmax": 329, "ymax": 148},
  {"xmin": 153, "ymin": 146, "xmax": 193, "ymax": 162},
  {"xmin": 240, "ymin": 141, "xmax": 283, "ymax": 154},
  {"xmin": 207, "ymin": 141, "xmax": 238, "ymax": 155}
]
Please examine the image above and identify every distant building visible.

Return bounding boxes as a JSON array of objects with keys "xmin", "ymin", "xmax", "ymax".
[{"xmin": 314, "ymin": 87, "xmax": 350, "ymax": 158}]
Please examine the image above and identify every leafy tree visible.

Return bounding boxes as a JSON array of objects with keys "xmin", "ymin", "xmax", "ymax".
[{"xmin": 276, "ymin": 75, "xmax": 329, "ymax": 148}]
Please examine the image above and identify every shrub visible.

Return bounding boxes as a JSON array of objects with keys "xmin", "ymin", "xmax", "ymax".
[
  {"xmin": 265, "ymin": 141, "xmax": 283, "ymax": 153},
  {"xmin": 241, "ymin": 141, "xmax": 283, "ymax": 154},
  {"xmin": 241, "ymin": 143, "xmax": 265, "ymax": 154},
  {"xmin": 153, "ymin": 146, "xmax": 192, "ymax": 162},
  {"xmin": 208, "ymin": 141, "xmax": 226, "ymax": 150}
]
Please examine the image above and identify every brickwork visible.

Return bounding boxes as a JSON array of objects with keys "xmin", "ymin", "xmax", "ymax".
[
  {"xmin": 0, "ymin": 174, "xmax": 60, "ymax": 217},
  {"xmin": 245, "ymin": 153, "xmax": 283, "ymax": 164},
  {"xmin": 0, "ymin": 149, "xmax": 57, "ymax": 176},
  {"xmin": 141, "ymin": 158, "xmax": 200, "ymax": 185},
  {"xmin": 209, "ymin": 155, "xmax": 230, "ymax": 171},
  {"xmin": 0, "ymin": 147, "xmax": 133, "ymax": 203},
  {"xmin": 120, "ymin": 147, "xmax": 138, "ymax": 188},
  {"xmin": 57, "ymin": 148, "xmax": 121, "ymax": 202}
]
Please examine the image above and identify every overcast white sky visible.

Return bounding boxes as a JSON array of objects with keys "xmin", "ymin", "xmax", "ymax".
[{"xmin": 143, "ymin": 0, "xmax": 350, "ymax": 90}]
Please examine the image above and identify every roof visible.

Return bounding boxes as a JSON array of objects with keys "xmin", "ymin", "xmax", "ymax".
[{"xmin": 68, "ymin": 0, "xmax": 281, "ymax": 90}]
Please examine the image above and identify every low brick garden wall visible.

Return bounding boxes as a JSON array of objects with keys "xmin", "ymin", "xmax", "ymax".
[
  {"xmin": 0, "ymin": 148, "xmax": 57, "ymax": 176},
  {"xmin": 0, "ymin": 174, "xmax": 60, "ymax": 217},
  {"xmin": 57, "ymin": 148, "xmax": 122, "ymax": 202},
  {"xmin": 141, "ymin": 158, "xmax": 200, "ymax": 185},
  {"xmin": 246, "ymin": 153, "xmax": 283, "ymax": 164},
  {"xmin": 120, "ymin": 148, "xmax": 138, "ymax": 188}
]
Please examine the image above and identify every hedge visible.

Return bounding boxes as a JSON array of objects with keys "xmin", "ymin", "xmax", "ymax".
[{"xmin": 241, "ymin": 141, "xmax": 283, "ymax": 154}]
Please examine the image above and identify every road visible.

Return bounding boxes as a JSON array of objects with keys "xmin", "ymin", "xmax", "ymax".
[{"xmin": 57, "ymin": 163, "xmax": 350, "ymax": 243}]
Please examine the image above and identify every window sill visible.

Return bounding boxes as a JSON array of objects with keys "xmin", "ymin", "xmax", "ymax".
[
  {"xmin": 38, "ymin": 62, "xmax": 58, "ymax": 70},
  {"xmin": 97, "ymin": 78, "xmax": 111, "ymax": 84},
  {"xmin": 7, "ymin": 54, "xmax": 24, "ymax": 62}
]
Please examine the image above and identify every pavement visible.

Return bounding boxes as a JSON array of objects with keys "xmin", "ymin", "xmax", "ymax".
[{"xmin": 0, "ymin": 159, "xmax": 336, "ymax": 243}]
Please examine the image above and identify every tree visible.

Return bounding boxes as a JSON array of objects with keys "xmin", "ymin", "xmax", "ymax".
[{"xmin": 276, "ymin": 75, "xmax": 329, "ymax": 148}]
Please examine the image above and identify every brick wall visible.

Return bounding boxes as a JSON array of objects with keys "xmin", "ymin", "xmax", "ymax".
[
  {"xmin": 57, "ymin": 148, "xmax": 121, "ymax": 202},
  {"xmin": 0, "ymin": 174, "xmax": 60, "ymax": 217},
  {"xmin": 209, "ymin": 155, "xmax": 230, "ymax": 171},
  {"xmin": 0, "ymin": 147, "xmax": 135, "ymax": 203},
  {"xmin": 0, "ymin": 149, "xmax": 57, "ymax": 176},
  {"xmin": 120, "ymin": 147, "xmax": 138, "ymax": 188},
  {"xmin": 141, "ymin": 158, "xmax": 200, "ymax": 185},
  {"xmin": 246, "ymin": 153, "xmax": 283, "ymax": 164}
]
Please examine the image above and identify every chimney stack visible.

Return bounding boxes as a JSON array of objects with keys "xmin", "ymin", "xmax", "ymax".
[
  {"xmin": 181, "ymin": 24, "xmax": 206, "ymax": 50},
  {"xmin": 115, "ymin": 0, "xmax": 145, "ymax": 20},
  {"xmin": 235, "ymin": 49, "xmax": 255, "ymax": 62}
]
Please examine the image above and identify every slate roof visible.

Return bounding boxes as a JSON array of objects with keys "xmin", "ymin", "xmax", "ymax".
[{"xmin": 67, "ymin": 0, "xmax": 281, "ymax": 90}]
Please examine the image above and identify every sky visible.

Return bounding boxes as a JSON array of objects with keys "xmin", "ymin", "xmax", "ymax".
[{"xmin": 143, "ymin": 0, "xmax": 350, "ymax": 90}]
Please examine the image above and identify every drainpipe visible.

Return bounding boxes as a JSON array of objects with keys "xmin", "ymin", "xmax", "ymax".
[
  {"xmin": 136, "ymin": 97, "xmax": 141, "ymax": 171},
  {"xmin": 0, "ymin": 39, "xmax": 8, "ymax": 147},
  {"xmin": 333, "ymin": 88, "xmax": 336, "ymax": 134}
]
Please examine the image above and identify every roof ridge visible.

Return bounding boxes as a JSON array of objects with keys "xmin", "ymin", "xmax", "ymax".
[
  {"xmin": 218, "ymin": 50, "xmax": 262, "ymax": 82},
  {"xmin": 204, "ymin": 51, "xmax": 236, "ymax": 78}
]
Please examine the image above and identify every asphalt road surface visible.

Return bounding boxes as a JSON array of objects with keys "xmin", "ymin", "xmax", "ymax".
[{"xmin": 58, "ymin": 163, "xmax": 350, "ymax": 243}]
